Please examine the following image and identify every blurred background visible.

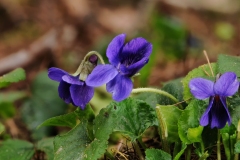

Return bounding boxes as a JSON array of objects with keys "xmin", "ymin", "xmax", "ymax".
[{"xmin": 0, "ymin": 0, "xmax": 240, "ymax": 146}]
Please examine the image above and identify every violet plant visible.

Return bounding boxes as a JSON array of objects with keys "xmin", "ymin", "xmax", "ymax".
[
  {"xmin": 40, "ymin": 35, "xmax": 240, "ymax": 160},
  {"xmin": 2, "ymin": 34, "xmax": 240, "ymax": 160}
]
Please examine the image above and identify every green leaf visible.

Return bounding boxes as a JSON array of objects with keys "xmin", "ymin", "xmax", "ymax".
[
  {"xmin": 37, "ymin": 104, "xmax": 95, "ymax": 129},
  {"xmin": 222, "ymin": 133, "xmax": 235, "ymax": 160},
  {"xmin": 85, "ymin": 98, "xmax": 157, "ymax": 159},
  {"xmin": 145, "ymin": 148, "xmax": 172, "ymax": 160},
  {"xmin": 21, "ymin": 71, "xmax": 67, "ymax": 140},
  {"xmin": 36, "ymin": 138, "xmax": 54, "ymax": 160},
  {"xmin": 0, "ymin": 102, "xmax": 16, "ymax": 119},
  {"xmin": 89, "ymin": 98, "xmax": 157, "ymax": 158},
  {"xmin": 156, "ymin": 105, "xmax": 182, "ymax": 143},
  {"xmin": 37, "ymin": 112, "xmax": 77, "ymax": 129},
  {"xmin": 0, "ymin": 122, "xmax": 5, "ymax": 134},
  {"xmin": 220, "ymin": 125, "xmax": 236, "ymax": 160},
  {"xmin": 135, "ymin": 92, "xmax": 159, "ymax": 108},
  {"xmin": 0, "ymin": 82, "xmax": 10, "ymax": 88},
  {"xmin": 182, "ymin": 63, "xmax": 217, "ymax": 101},
  {"xmin": 111, "ymin": 98, "xmax": 157, "ymax": 140},
  {"xmin": 228, "ymin": 94, "xmax": 240, "ymax": 129},
  {"xmin": 178, "ymin": 99, "xmax": 206, "ymax": 144},
  {"xmin": 54, "ymin": 98, "xmax": 157, "ymax": 160},
  {"xmin": 217, "ymin": 54, "xmax": 240, "ymax": 76},
  {"xmin": 0, "ymin": 139, "xmax": 34, "ymax": 160},
  {"xmin": 187, "ymin": 126, "xmax": 203, "ymax": 142},
  {"xmin": 234, "ymin": 140, "xmax": 240, "ymax": 153},
  {"xmin": 86, "ymin": 98, "xmax": 157, "ymax": 158},
  {"xmin": 54, "ymin": 121, "xmax": 92, "ymax": 160},
  {"xmin": 158, "ymin": 78, "xmax": 185, "ymax": 105},
  {"xmin": 0, "ymin": 68, "xmax": 26, "ymax": 84},
  {"xmin": 0, "ymin": 91, "xmax": 27, "ymax": 102},
  {"xmin": 0, "ymin": 91, "xmax": 27, "ymax": 119},
  {"xmin": 74, "ymin": 104, "xmax": 95, "ymax": 122},
  {"xmin": 220, "ymin": 124, "xmax": 236, "ymax": 135},
  {"xmin": 173, "ymin": 143, "xmax": 187, "ymax": 160}
]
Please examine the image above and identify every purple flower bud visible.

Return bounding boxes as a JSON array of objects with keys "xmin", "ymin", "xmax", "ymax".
[{"xmin": 88, "ymin": 54, "xmax": 98, "ymax": 65}]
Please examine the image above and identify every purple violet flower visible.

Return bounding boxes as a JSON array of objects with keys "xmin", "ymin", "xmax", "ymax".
[
  {"xmin": 86, "ymin": 34, "xmax": 153, "ymax": 101},
  {"xmin": 189, "ymin": 72, "xmax": 239, "ymax": 129},
  {"xmin": 48, "ymin": 55, "xmax": 98, "ymax": 109}
]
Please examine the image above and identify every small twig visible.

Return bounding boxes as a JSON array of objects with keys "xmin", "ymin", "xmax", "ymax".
[
  {"xmin": 114, "ymin": 139, "xmax": 123, "ymax": 157},
  {"xmin": 201, "ymin": 66, "xmax": 210, "ymax": 77},
  {"xmin": 173, "ymin": 98, "xmax": 192, "ymax": 106},
  {"xmin": 203, "ymin": 50, "xmax": 214, "ymax": 77},
  {"xmin": 112, "ymin": 148, "xmax": 128, "ymax": 160}
]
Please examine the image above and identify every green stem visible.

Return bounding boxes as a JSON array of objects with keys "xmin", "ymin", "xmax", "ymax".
[
  {"xmin": 137, "ymin": 137, "xmax": 147, "ymax": 150},
  {"xmin": 200, "ymin": 140, "xmax": 205, "ymax": 154},
  {"xmin": 156, "ymin": 106, "xmax": 170, "ymax": 153},
  {"xmin": 73, "ymin": 51, "xmax": 105, "ymax": 76},
  {"xmin": 132, "ymin": 87, "xmax": 179, "ymax": 102},
  {"xmin": 185, "ymin": 145, "xmax": 191, "ymax": 160},
  {"xmin": 234, "ymin": 120, "xmax": 240, "ymax": 160},
  {"xmin": 199, "ymin": 151, "xmax": 209, "ymax": 160},
  {"xmin": 217, "ymin": 129, "xmax": 221, "ymax": 160},
  {"xmin": 105, "ymin": 150, "xmax": 115, "ymax": 160},
  {"xmin": 133, "ymin": 141, "xmax": 144, "ymax": 160}
]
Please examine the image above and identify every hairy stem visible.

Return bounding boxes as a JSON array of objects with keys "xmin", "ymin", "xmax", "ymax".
[
  {"xmin": 131, "ymin": 87, "xmax": 179, "ymax": 103},
  {"xmin": 156, "ymin": 106, "xmax": 170, "ymax": 153}
]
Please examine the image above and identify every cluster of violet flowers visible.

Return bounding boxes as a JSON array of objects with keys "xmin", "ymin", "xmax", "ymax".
[
  {"xmin": 48, "ymin": 34, "xmax": 153, "ymax": 109},
  {"xmin": 48, "ymin": 33, "xmax": 239, "ymax": 130}
]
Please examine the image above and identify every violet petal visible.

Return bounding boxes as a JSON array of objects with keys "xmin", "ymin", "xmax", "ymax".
[
  {"xmin": 62, "ymin": 74, "xmax": 83, "ymax": 85},
  {"xmin": 106, "ymin": 34, "xmax": 126, "ymax": 66},
  {"xmin": 70, "ymin": 84, "xmax": 94, "ymax": 110},
  {"xmin": 200, "ymin": 97, "xmax": 214, "ymax": 126},
  {"xmin": 58, "ymin": 81, "xmax": 72, "ymax": 104},
  {"xmin": 86, "ymin": 64, "xmax": 118, "ymax": 87},
  {"xmin": 48, "ymin": 67, "xmax": 68, "ymax": 82},
  {"xmin": 106, "ymin": 74, "xmax": 133, "ymax": 101},
  {"xmin": 209, "ymin": 96, "xmax": 231, "ymax": 129},
  {"xmin": 214, "ymin": 72, "xmax": 239, "ymax": 96},
  {"xmin": 189, "ymin": 78, "xmax": 214, "ymax": 99},
  {"xmin": 119, "ymin": 38, "xmax": 152, "ymax": 77}
]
